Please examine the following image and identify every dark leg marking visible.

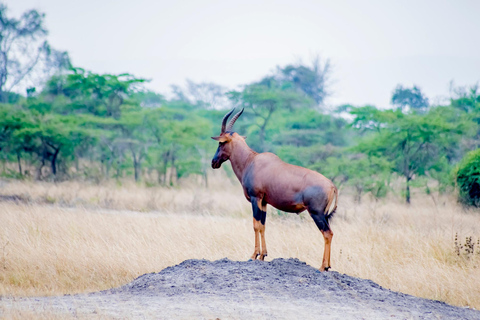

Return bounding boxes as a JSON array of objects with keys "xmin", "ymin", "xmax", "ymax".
[
  {"xmin": 310, "ymin": 213, "xmax": 331, "ymax": 232},
  {"xmin": 310, "ymin": 212, "xmax": 333, "ymax": 272}
]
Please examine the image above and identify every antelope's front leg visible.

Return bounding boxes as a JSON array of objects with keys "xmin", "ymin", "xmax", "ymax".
[
  {"xmin": 259, "ymin": 221, "xmax": 267, "ymax": 260},
  {"xmin": 251, "ymin": 197, "xmax": 267, "ymax": 260}
]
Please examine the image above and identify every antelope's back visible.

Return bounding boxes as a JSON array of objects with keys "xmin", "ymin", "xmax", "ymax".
[{"xmin": 247, "ymin": 153, "xmax": 334, "ymax": 213}]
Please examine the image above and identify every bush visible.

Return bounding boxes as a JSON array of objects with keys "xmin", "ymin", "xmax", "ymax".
[{"xmin": 456, "ymin": 149, "xmax": 480, "ymax": 207}]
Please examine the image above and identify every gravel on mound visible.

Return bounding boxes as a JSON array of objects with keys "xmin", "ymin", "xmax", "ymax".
[{"xmin": 2, "ymin": 258, "xmax": 479, "ymax": 320}]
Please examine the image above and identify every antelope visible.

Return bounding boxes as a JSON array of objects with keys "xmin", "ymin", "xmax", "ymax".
[{"xmin": 211, "ymin": 108, "xmax": 338, "ymax": 271}]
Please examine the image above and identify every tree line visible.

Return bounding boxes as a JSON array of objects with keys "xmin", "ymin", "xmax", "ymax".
[{"xmin": 0, "ymin": 3, "xmax": 479, "ymax": 206}]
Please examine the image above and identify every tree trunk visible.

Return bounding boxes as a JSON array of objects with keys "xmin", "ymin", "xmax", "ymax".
[
  {"xmin": 406, "ymin": 177, "xmax": 411, "ymax": 204},
  {"xmin": 75, "ymin": 153, "xmax": 80, "ymax": 172},
  {"xmin": 132, "ymin": 152, "xmax": 140, "ymax": 182},
  {"xmin": 162, "ymin": 151, "xmax": 170, "ymax": 185},
  {"xmin": 51, "ymin": 148, "xmax": 60, "ymax": 176},
  {"xmin": 169, "ymin": 155, "xmax": 176, "ymax": 186},
  {"xmin": 157, "ymin": 168, "xmax": 163, "ymax": 185},
  {"xmin": 115, "ymin": 162, "xmax": 121, "ymax": 180},
  {"xmin": 16, "ymin": 152, "xmax": 22, "ymax": 176}
]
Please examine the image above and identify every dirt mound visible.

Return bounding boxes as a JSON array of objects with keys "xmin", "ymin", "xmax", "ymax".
[{"xmin": 2, "ymin": 258, "xmax": 479, "ymax": 319}]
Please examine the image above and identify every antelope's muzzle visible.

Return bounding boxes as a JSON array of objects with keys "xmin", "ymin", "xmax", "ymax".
[{"xmin": 211, "ymin": 158, "xmax": 221, "ymax": 169}]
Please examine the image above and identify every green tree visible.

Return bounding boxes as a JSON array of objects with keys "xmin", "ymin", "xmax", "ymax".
[
  {"xmin": 14, "ymin": 111, "xmax": 92, "ymax": 179},
  {"xmin": 449, "ymin": 84, "xmax": 480, "ymax": 150},
  {"xmin": 143, "ymin": 106, "xmax": 210, "ymax": 185},
  {"xmin": 391, "ymin": 84, "xmax": 429, "ymax": 113},
  {"xmin": 455, "ymin": 149, "xmax": 480, "ymax": 207},
  {"xmin": 44, "ymin": 69, "xmax": 145, "ymax": 118},
  {"xmin": 229, "ymin": 77, "xmax": 312, "ymax": 151},
  {"xmin": 352, "ymin": 106, "xmax": 465, "ymax": 203},
  {"xmin": 277, "ymin": 57, "xmax": 331, "ymax": 105},
  {"xmin": 0, "ymin": 104, "xmax": 29, "ymax": 175}
]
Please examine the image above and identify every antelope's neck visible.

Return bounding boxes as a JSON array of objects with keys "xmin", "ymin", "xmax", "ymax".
[{"xmin": 229, "ymin": 139, "xmax": 256, "ymax": 183}]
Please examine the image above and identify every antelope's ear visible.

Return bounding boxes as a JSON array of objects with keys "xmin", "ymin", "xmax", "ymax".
[{"xmin": 211, "ymin": 136, "xmax": 229, "ymax": 142}]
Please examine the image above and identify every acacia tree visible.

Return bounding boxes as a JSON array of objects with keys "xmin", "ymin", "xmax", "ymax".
[
  {"xmin": 352, "ymin": 106, "xmax": 465, "ymax": 203},
  {"xmin": 143, "ymin": 107, "xmax": 209, "ymax": 185},
  {"xmin": 0, "ymin": 4, "xmax": 70, "ymax": 101},
  {"xmin": 229, "ymin": 77, "xmax": 311, "ymax": 151},
  {"xmin": 391, "ymin": 85, "xmax": 429, "ymax": 113},
  {"xmin": 277, "ymin": 56, "xmax": 331, "ymax": 106},
  {"xmin": 13, "ymin": 111, "xmax": 91, "ymax": 180},
  {"xmin": 0, "ymin": 105, "xmax": 29, "ymax": 175},
  {"xmin": 44, "ymin": 69, "xmax": 145, "ymax": 118}
]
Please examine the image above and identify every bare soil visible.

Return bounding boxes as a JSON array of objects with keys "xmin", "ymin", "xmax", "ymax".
[{"xmin": 2, "ymin": 258, "xmax": 479, "ymax": 319}]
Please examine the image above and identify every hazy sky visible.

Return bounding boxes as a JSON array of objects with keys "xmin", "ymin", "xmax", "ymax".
[{"xmin": 6, "ymin": 0, "xmax": 480, "ymax": 108}]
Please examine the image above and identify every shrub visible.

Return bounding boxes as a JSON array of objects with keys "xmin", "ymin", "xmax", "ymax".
[{"xmin": 456, "ymin": 149, "xmax": 480, "ymax": 207}]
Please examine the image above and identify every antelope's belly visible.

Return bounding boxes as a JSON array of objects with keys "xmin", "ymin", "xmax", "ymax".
[
  {"xmin": 263, "ymin": 186, "xmax": 305, "ymax": 213},
  {"xmin": 266, "ymin": 196, "xmax": 307, "ymax": 214}
]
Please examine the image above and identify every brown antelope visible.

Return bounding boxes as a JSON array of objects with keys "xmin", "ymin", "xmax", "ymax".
[{"xmin": 211, "ymin": 108, "xmax": 338, "ymax": 271}]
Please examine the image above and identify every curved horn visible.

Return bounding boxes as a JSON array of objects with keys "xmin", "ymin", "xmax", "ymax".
[
  {"xmin": 220, "ymin": 108, "xmax": 235, "ymax": 133},
  {"xmin": 226, "ymin": 108, "xmax": 244, "ymax": 132}
]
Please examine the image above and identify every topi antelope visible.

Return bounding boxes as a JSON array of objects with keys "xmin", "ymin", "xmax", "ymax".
[{"xmin": 211, "ymin": 108, "xmax": 338, "ymax": 271}]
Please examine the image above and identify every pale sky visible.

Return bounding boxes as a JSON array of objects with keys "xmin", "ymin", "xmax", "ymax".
[{"xmin": 6, "ymin": 0, "xmax": 480, "ymax": 108}]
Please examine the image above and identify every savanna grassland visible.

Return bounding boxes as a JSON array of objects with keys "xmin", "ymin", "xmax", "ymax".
[{"xmin": 0, "ymin": 175, "xmax": 479, "ymax": 310}]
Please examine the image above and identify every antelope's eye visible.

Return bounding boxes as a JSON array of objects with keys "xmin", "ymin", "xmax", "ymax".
[{"xmin": 219, "ymin": 141, "xmax": 226, "ymax": 146}]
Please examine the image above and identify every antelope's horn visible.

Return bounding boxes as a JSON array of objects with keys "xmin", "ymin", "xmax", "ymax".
[
  {"xmin": 226, "ymin": 108, "xmax": 244, "ymax": 132},
  {"xmin": 221, "ymin": 108, "xmax": 235, "ymax": 133}
]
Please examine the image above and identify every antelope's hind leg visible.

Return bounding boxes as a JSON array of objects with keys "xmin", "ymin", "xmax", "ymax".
[
  {"xmin": 251, "ymin": 217, "xmax": 260, "ymax": 260},
  {"xmin": 310, "ymin": 212, "xmax": 333, "ymax": 272},
  {"xmin": 250, "ymin": 197, "xmax": 267, "ymax": 261}
]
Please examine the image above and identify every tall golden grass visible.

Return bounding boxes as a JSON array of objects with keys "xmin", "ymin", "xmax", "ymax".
[{"xmin": 0, "ymin": 176, "xmax": 479, "ymax": 310}]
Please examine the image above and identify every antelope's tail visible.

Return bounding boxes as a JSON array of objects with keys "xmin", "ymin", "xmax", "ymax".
[{"xmin": 324, "ymin": 185, "xmax": 338, "ymax": 220}]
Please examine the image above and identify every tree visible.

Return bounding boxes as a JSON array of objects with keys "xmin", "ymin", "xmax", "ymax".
[
  {"xmin": 44, "ymin": 69, "xmax": 145, "ymax": 118},
  {"xmin": 319, "ymin": 155, "xmax": 391, "ymax": 203},
  {"xmin": 352, "ymin": 106, "xmax": 465, "ymax": 203},
  {"xmin": 131, "ymin": 90, "xmax": 164, "ymax": 108},
  {"xmin": 449, "ymin": 83, "xmax": 480, "ymax": 149},
  {"xmin": 0, "ymin": 4, "xmax": 70, "ymax": 101},
  {"xmin": 449, "ymin": 83, "xmax": 480, "ymax": 115},
  {"xmin": 229, "ymin": 77, "xmax": 312, "ymax": 151},
  {"xmin": 391, "ymin": 85, "xmax": 429, "ymax": 113},
  {"xmin": 455, "ymin": 149, "xmax": 480, "ymax": 207},
  {"xmin": 0, "ymin": 104, "xmax": 28, "ymax": 175},
  {"xmin": 13, "ymin": 111, "xmax": 91, "ymax": 179},
  {"xmin": 143, "ymin": 106, "xmax": 210, "ymax": 185},
  {"xmin": 277, "ymin": 56, "xmax": 331, "ymax": 106}
]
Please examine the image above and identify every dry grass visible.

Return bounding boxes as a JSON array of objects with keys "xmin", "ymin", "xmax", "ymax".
[
  {"xmin": 0, "ymin": 170, "xmax": 247, "ymax": 215},
  {"xmin": 0, "ymin": 177, "xmax": 479, "ymax": 310}
]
